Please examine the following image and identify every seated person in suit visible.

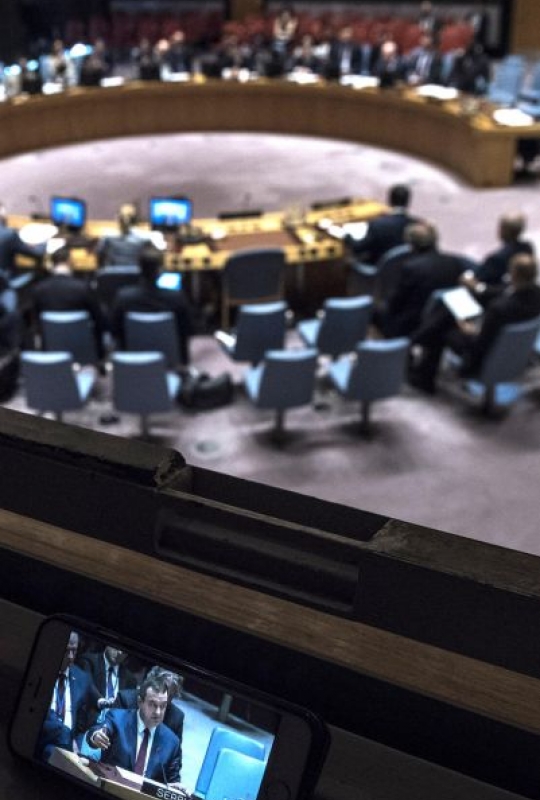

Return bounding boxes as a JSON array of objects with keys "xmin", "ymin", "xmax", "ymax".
[
  {"xmin": 31, "ymin": 247, "xmax": 107, "ymax": 359},
  {"xmin": 96, "ymin": 204, "xmax": 146, "ymax": 267},
  {"xmin": 406, "ymin": 33, "xmax": 444, "ymax": 86},
  {"xmin": 377, "ymin": 221, "xmax": 465, "ymax": 338},
  {"xmin": 287, "ymin": 35, "xmax": 321, "ymax": 75},
  {"xmin": 79, "ymin": 646, "xmax": 138, "ymax": 710},
  {"xmin": 164, "ymin": 30, "xmax": 193, "ymax": 75},
  {"xmin": 87, "ymin": 674, "xmax": 182, "ymax": 786},
  {"xmin": 475, "ymin": 213, "xmax": 534, "ymax": 287},
  {"xmin": 38, "ymin": 709, "xmax": 72, "ymax": 762},
  {"xmin": 350, "ymin": 184, "xmax": 417, "ymax": 264},
  {"xmin": 0, "ymin": 223, "xmax": 44, "ymax": 275},
  {"xmin": 49, "ymin": 631, "xmax": 100, "ymax": 752},
  {"xmin": 409, "ymin": 254, "xmax": 540, "ymax": 393},
  {"xmin": 114, "ymin": 665, "xmax": 184, "ymax": 773},
  {"xmin": 325, "ymin": 26, "xmax": 378, "ymax": 80},
  {"xmin": 373, "ymin": 39, "xmax": 406, "ymax": 88},
  {"xmin": 111, "ymin": 243, "xmax": 194, "ymax": 365}
]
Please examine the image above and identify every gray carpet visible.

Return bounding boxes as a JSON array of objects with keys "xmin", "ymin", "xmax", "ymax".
[{"xmin": 2, "ymin": 132, "xmax": 540, "ymax": 558}]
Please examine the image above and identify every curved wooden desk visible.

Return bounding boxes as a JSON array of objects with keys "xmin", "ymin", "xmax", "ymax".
[{"xmin": 1, "ymin": 80, "xmax": 538, "ymax": 188}]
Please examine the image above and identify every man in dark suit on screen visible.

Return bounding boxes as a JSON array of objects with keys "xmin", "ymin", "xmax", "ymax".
[{"xmin": 87, "ymin": 674, "xmax": 181, "ymax": 786}]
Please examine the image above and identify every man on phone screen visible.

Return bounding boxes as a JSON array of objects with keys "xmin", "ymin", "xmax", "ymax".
[
  {"xmin": 87, "ymin": 675, "xmax": 181, "ymax": 785},
  {"xmin": 50, "ymin": 631, "xmax": 99, "ymax": 751}
]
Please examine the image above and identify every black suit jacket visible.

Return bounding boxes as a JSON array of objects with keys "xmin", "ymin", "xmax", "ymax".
[
  {"xmin": 385, "ymin": 249, "xmax": 465, "ymax": 336},
  {"xmin": 32, "ymin": 274, "xmax": 106, "ymax": 331},
  {"xmin": 0, "ymin": 227, "xmax": 43, "ymax": 274},
  {"xmin": 465, "ymin": 284, "xmax": 540, "ymax": 375},
  {"xmin": 79, "ymin": 652, "xmax": 138, "ymax": 698},
  {"xmin": 354, "ymin": 211, "xmax": 417, "ymax": 264},
  {"xmin": 476, "ymin": 240, "xmax": 534, "ymax": 286}
]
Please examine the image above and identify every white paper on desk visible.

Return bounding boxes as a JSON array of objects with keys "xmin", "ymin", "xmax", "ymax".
[
  {"xmin": 340, "ymin": 75, "xmax": 379, "ymax": 90},
  {"xmin": 441, "ymin": 287, "xmax": 483, "ymax": 320},
  {"xmin": 327, "ymin": 221, "xmax": 368, "ymax": 241},
  {"xmin": 493, "ymin": 108, "xmax": 534, "ymax": 127},
  {"xmin": 19, "ymin": 222, "xmax": 59, "ymax": 245},
  {"xmin": 416, "ymin": 84, "xmax": 459, "ymax": 101}
]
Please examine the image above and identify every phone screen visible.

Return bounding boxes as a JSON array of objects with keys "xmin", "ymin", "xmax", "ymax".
[{"xmin": 35, "ymin": 625, "xmax": 279, "ymax": 800}]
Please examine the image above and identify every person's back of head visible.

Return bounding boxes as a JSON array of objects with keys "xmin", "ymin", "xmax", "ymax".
[
  {"xmin": 499, "ymin": 213, "xmax": 526, "ymax": 244},
  {"xmin": 139, "ymin": 243, "xmax": 163, "ymax": 285},
  {"xmin": 406, "ymin": 221, "xmax": 437, "ymax": 252},
  {"xmin": 510, "ymin": 253, "xmax": 537, "ymax": 288},
  {"xmin": 50, "ymin": 246, "xmax": 72, "ymax": 274},
  {"xmin": 388, "ymin": 184, "xmax": 411, "ymax": 210}
]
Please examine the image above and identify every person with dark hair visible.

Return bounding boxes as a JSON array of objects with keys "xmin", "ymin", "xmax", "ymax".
[
  {"xmin": 350, "ymin": 183, "xmax": 417, "ymax": 264},
  {"xmin": 475, "ymin": 213, "xmax": 534, "ymax": 286},
  {"xmin": 87, "ymin": 675, "xmax": 181, "ymax": 785},
  {"xmin": 379, "ymin": 221, "xmax": 465, "ymax": 338},
  {"xmin": 409, "ymin": 253, "xmax": 540, "ymax": 393},
  {"xmin": 96, "ymin": 204, "xmax": 146, "ymax": 267},
  {"xmin": 114, "ymin": 665, "xmax": 184, "ymax": 768},
  {"xmin": 373, "ymin": 39, "xmax": 406, "ymax": 88},
  {"xmin": 31, "ymin": 247, "xmax": 107, "ymax": 358},
  {"xmin": 110, "ymin": 244, "xmax": 194, "ymax": 365}
]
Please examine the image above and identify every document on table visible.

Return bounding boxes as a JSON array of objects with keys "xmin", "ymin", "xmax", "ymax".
[{"xmin": 441, "ymin": 287, "xmax": 483, "ymax": 320}]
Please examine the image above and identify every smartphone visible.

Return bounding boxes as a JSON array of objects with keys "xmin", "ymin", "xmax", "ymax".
[{"xmin": 9, "ymin": 615, "xmax": 329, "ymax": 800}]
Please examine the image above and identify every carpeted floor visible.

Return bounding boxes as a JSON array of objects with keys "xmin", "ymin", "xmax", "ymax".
[{"xmin": 3, "ymin": 132, "xmax": 540, "ymax": 558}]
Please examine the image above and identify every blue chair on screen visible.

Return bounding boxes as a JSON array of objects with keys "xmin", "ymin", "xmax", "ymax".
[
  {"xmin": 125, "ymin": 311, "xmax": 180, "ymax": 368},
  {"xmin": 456, "ymin": 317, "xmax": 540, "ymax": 414},
  {"xmin": 111, "ymin": 351, "xmax": 181, "ymax": 436},
  {"xmin": 94, "ymin": 265, "xmax": 141, "ymax": 311},
  {"xmin": 204, "ymin": 749, "xmax": 266, "ymax": 800},
  {"xmin": 297, "ymin": 296, "xmax": 373, "ymax": 359},
  {"xmin": 329, "ymin": 338, "xmax": 410, "ymax": 431},
  {"xmin": 215, "ymin": 301, "xmax": 287, "ymax": 365},
  {"xmin": 41, "ymin": 310, "xmax": 99, "ymax": 365},
  {"xmin": 21, "ymin": 351, "xmax": 95, "ymax": 422},
  {"xmin": 195, "ymin": 727, "xmax": 266, "ymax": 799},
  {"xmin": 487, "ymin": 60, "xmax": 525, "ymax": 106},
  {"xmin": 244, "ymin": 348, "xmax": 318, "ymax": 436}
]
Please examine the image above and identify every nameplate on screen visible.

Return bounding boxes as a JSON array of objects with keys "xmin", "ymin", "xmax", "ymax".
[{"xmin": 141, "ymin": 780, "xmax": 189, "ymax": 800}]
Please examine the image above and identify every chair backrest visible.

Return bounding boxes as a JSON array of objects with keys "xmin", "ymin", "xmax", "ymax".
[
  {"xmin": 479, "ymin": 317, "xmax": 540, "ymax": 387},
  {"xmin": 204, "ymin": 749, "xmax": 266, "ymax": 800},
  {"xmin": 488, "ymin": 61, "xmax": 525, "ymax": 103},
  {"xmin": 223, "ymin": 248, "xmax": 285, "ymax": 304},
  {"xmin": 21, "ymin": 351, "xmax": 83, "ymax": 412},
  {"xmin": 347, "ymin": 338, "xmax": 410, "ymax": 402},
  {"xmin": 95, "ymin": 265, "xmax": 141, "ymax": 308},
  {"xmin": 111, "ymin": 351, "xmax": 174, "ymax": 414},
  {"xmin": 375, "ymin": 244, "xmax": 412, "ymax": 303},
  {"xmin": 257, "ymin": 349, "xmax": 318, "ymax": 410},
  {"xmin": 41, "ymin": 310, "xmax": 98, "ymax": 365},
  {"xmin": 233, "ymin": 301, "xmax": 287, "ymax": 362},
  {"xmin": 317, "ymin": 296, "xmax": 373, "ymax": 356},
  {"xmin": 125, "ymin": 311, "xmax": 179, "ymax": 368},
  {"xmin": 195, "ymin": 727, "xmax": 266, "ymax": 798}
]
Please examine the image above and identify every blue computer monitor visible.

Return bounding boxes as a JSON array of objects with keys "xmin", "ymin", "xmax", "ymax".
[
  {"xmin": 156, "ymin": 272, "xmax": 182, "ymax": 291},
  {"xmin": 50, "ymin": 196, "xmax": 87, "ymax": 230},
  {"xmin": 149, "ymin": 196, "xmax": 193, "ymax": 231}
]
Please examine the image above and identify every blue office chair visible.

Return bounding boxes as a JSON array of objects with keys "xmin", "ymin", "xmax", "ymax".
[
  {"xmin": 297, "ymin": 296, "xmax": 373, "ymax": 359},
  {"xmin": 204, "ymin": 749, "xmax": 266, "ymax": 800},
  {"xmin": 125, "ymin": 311, "xmax": 180, "ymax": 368},
  {"xmin": 195, "ymin": 727, "xmax": 266, "ymax": 799},
  {"xmin": 21, "ymin": 351, "xmax": 96, "ymax": 422},
  {"xmin": 457, "ymin": 317, "xmax": 540, "ymax": 414},
  {"xmin": 41, "ymin": 310, "xmax": 100, "ymax": 365},
  {"xmin": 519, "ymin": 61, "xmax": 540, "ymax": 104},
  {"xmin": 215, "ymin": 301, "xmax": 287, "ymax": 365},
  {"xmin": 487, "ymin": 60, "xmax": 525, "ymax": 106},
  {"xmin": 111, "ymin": 351, "xmax": 181, "ymax": 436},
  {"xmin": 328, "ymin": 338, "xmax": 410, "ymax": 431},
  {"xmin": 244, "ymin": 348, "xmax": 318, "ymax": 435},
  {"xmin": 221, "ymin": 248, "xmax": 285, "ymax": 330}
]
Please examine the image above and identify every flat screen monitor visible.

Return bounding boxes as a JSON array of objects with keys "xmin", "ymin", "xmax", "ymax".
[
  {"xmin": 50, "ymin": 196, "xmax": 87, "ymax": 230},
  {"xmin": 149, "ymin": 196, "xmax": 192, "ymax": 231}
]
